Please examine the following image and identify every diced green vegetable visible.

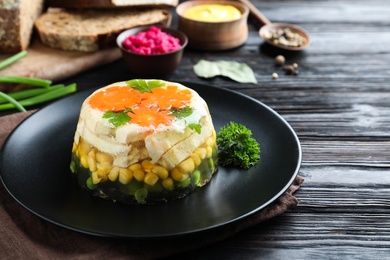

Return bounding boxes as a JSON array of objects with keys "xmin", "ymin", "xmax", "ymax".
[
  {"xmin": 86, "ymin": 177, "xmax": 96, "ymax": 190},
  {"xmin": 0, "ymin": 50, "xmax": 28, "ymax": 70},
  {"xmin": 135, "ymin": 188, "xmax": 148, "ymax": 203},
  {"xmin": 191, "ymin": 170, "xmax": 201, "ymax": 185}
]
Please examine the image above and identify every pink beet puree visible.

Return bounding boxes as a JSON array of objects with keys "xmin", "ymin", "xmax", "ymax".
[{"xmin": 122, "ymin": 26, "xmax": 181, "ymax": 55}]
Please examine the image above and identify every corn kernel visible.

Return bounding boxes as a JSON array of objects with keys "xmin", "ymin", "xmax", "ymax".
[
  {"xmin": 119, "ymin": 168, "xmax": 133, "ymax": 184},
  {"xmin": 92, "ymin": 171, "xmax": 101, "ymax": 184},
  {"xmin": 129, "ymin": 163, "xmax": 142, "ymax": 171},
  {"xmin": 96, "ymin": 152, "xmax": 113, "ymax": 163},
  {"xmin": 141, "ymin": 159, "xmax": 155, "ymax": 171},
  {"xmin": 190, "ymin": 153, "xmax": 201, "ymax": 167},
  {"xmin": 100, "ymin": 174, "xmax": 108, "ymax": 182},
  {"xmin": 97, "ymin": 162, "xmax": 111, "ymax": 176},
  {"xmin": 133, "ymin": 169, "xmax": 145, "ymax": 182},
  {"xmin": 162, "ymin": 177, "xmax": 174, "ymax": 190},
  {"xmin": 194, "ymin": 147, "xmax": 207, "ymax": 159},
  {"xmin": 80, "ymin": 154, "xmax": 89, "ymax": 169},
  {"xmin": 72, "ymin": 142, "xmax": 77, "ymax": 153},
  {"xmin": 88, "ymin": 149, "xmax": 96, "ymax": 159},
  {"xmin": 178, "ymin": 158, "xmax": 195, "ymax": 174},
  {"xmin": 88, "ymin": 157, "xmax": 97, "ymax": 172},
  {"xmin": 79, "ymin": 141, "xmax": 92, "ymax": 156},
  {"xmin": 144, "ymin": 172, "xmax": 159, "ymax": 186},
  {"xmin": 108, "ymin": 166, "xmax": 120, "ymax": 181},
  {"xmin": 152, "ymin": 166, "xmax": 169, "ymax": 179},
  {"xmin": 206, "ymin": 136, "xmax": 214, "ymax": 147},
  {"xmin": 206, "ymin": 146, "xmax": 213, "ymax": 158},
  {"xmin": 171, "ymin": 168, "xmax": 189, "ymax": 181}
]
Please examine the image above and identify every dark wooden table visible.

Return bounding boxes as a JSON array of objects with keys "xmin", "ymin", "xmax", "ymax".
[
  {"xmin": 57, "ymin": 0, "xmax": 390, "ymax": 258},
  {"xmin": 4, "ymin": 0, "xmax": 390, "ymax": 258}
]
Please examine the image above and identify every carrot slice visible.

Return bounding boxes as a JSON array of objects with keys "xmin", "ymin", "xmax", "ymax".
[
  {"xmin": 129, "ymin": 106, "xmax": 174, "ymax": 128},
  {"xmin": 89, "ymin": 86, "xmax": 142, "ymax": 112},
  {"xmin": 89, "ymin": 84, "xmax": 193, "ymax": 128},
  {"xmin": 141, "ymin": 85, "xmax": 192, "ymax": 110}
]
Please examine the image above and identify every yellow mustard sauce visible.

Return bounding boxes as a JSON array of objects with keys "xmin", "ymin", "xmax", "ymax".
[{"xmin": 183, "ymin": 4, "xmax": 241, "ymax": 22}]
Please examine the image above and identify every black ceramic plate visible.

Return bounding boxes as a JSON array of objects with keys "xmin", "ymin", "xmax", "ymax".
[{"xmin": 0, "ymin": 82, "xmax": 301, "ymax": 238}]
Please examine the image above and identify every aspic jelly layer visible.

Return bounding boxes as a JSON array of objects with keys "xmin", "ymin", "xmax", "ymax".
[{"xmin": 70, "ymin": 135, "xmax": 218, "ymax": 204}]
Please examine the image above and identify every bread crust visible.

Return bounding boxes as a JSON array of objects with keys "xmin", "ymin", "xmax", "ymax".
[
  {"xmin": 35, "ymin": 8, "xmax": 172, "ymax": 52},
  {"xmin": 0, "ymin": 9, "xmax": 21, "ymax": 53},
  {"xmin": 46, "ymin": 0, "xmax": 178, "ymax": 9}
]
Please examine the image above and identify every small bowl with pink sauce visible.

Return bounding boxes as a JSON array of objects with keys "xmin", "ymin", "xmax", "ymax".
[{"xmin": 116, "ymin": 26, "xmax": 188, "ymax": 77}]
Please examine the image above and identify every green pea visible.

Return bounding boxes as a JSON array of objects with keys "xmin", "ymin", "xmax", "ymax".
[
  {"xmin": 179, "ymin": 177, "xmax": 191, "ymax": 188},
  {"xmin": 208, "ymin": 158, "xmax": 215, "ymax": 170},
  {"xmin": 86, "ymin": 177, "xmax": 95, "ymax": 190},
  {"xmin": 135, "ymin": 188, "xmax": 148, "ymax": 204},
  {"xmin": 191, "ymin": 170, "xmax": 201, "ymax": 185},
  {"xmin": 146, "ymin": 181, "xmax": 163, "ymax": 192},
  {"xmin": 125, "ymin": 180, "xmax": 143, "ymax": 195},
  {"xmin": 70, "ymin": 161, "xmax": 76, "ymax": 173}
]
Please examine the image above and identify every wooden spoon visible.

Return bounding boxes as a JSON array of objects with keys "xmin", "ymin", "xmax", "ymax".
[{"xmin": 238, "ymin": 0, "xmax": 310, "ymax": 51}]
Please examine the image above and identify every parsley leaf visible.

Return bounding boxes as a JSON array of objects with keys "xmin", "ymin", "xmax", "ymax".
[
  {"xmin": 216, "ymin": 121, "xmax": 260, "ymax": 169},
  {"xmin": 170, "ymin": 106, "xmax": 193, "ymax": 119},
  {"xmin": 126, "ymin": 79, "xmax": 165, "ymax": 93},
  {"xmin": 103, "ymin": 108, "xmax": 132, "ymax": 127},
  {"xmin": 189, "ymin": 122, "xmax": 201, "ymax": 134}
]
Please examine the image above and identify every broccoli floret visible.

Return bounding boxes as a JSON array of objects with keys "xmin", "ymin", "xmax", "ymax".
[{"xmin": 216, "ymin": 122, "xmax": 260, "ymax": 169}]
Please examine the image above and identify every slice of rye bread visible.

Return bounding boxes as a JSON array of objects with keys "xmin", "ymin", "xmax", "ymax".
[
  {"xmin": 46, "ymin": 0, "xmax": 178, "ymax": 9},
  {"xmin": 34, "ymin": 8, "xmax": 172, "ymax": 52},
  {"xmin": 0, "ymin": 0, "xmax": 44, "ymax": 53}
]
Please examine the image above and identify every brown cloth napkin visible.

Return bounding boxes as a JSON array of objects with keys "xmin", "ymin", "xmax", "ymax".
[{"xmin": 0, "ymin": 111, "xmax": 304, "ymax": 260}]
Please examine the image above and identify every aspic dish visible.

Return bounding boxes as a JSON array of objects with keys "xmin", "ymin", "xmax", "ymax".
[{"xmin": 70, "ymin": 80, "xmax": 218, "ymax": 204}]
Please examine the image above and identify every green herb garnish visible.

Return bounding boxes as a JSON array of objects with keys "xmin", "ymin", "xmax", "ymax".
[
  {"xmin": 103, "ymin": 108, "xmax": 132, "ymax": 127},
  {"xmin": 216, "ymin": 121, "xmax": 260, "ymax": 169},
  {"xmin": 189, "ymin": 122, "xmax": 201, "ymax": 134},
  {"xmin": 126, "ymin": 79, "xmax": 165, "ymax": 93},
  {"xmin": 170, "ymin": 106, "xmax": 193, "ymax": 119}
]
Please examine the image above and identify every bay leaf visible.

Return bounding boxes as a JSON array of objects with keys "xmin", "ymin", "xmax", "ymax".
[
  {"xmin": 193, "ymin": 59, "xmax": 221, "ymax": 78},
  {"xmin": 193, "ymin": 59, "xmax": 257, "ymax": 84}
]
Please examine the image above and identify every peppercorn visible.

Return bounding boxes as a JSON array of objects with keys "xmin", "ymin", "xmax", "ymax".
[
  {"xmin": 283, "ymin": 65, "xmax": 299, "ymax": 75},
  {"xmin": 274, "ymin": 55, "xmax": 285, "ymax": 66}
]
